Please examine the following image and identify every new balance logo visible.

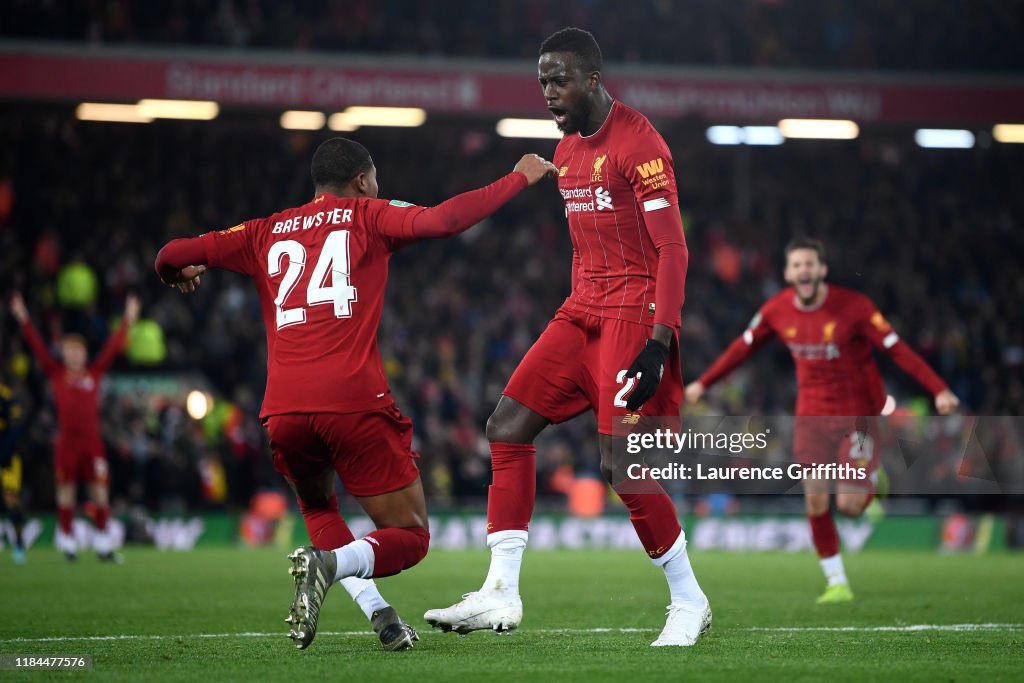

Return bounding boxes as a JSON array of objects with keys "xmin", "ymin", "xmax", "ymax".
[
  {"xmin": 636, "ymin": 158, "xmax": 664, "ymax": 179},
  {"xmin": 595, "ymin": 186, "xmax": 613, "ymax": 211}
]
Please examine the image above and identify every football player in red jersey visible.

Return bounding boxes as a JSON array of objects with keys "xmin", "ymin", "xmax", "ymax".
[
  {"xmin": 425, "ymin": 28, "xmax": 710, "ymax": 647},
  {"xmin": 10, "ymin": 291, "xmax": 139, "ymax": 563},
  {"xmin": 155, "ymin": 138, "xmax": 556, "ymax": 651},
  {"xmin": 685, "ymin": 237, "xmax": 959, "ymax": 603}
]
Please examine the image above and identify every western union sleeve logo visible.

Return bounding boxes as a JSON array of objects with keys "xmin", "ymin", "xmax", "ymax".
[
  {"xmin": 636, "ymin": 158, "xmax": 664, "ymax": 179},
  {"xmin": 218, "ymin": 223, "xmax": 246, "ymax": 235},
  {"xmin": 870, "ymin": 311, "xmax": 891, "ymax": 333}
]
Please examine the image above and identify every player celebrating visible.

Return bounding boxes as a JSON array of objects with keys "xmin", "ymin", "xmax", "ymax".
[
  {"xmin": 685, "ymin": 237, "xmax": 959, "ymax": 603},
  {"xmin": 0, "ymin": 381, "xmax": 27, "ymax": 563},
  {"xmin": 10, "ymin": 291, "xmax": 138, "ymax": 562},
  {"xmin": 425, "ymin": 28, "xmax": 710, "ymax": 647},
  {"xmin": 154, "ymin": 138, "xmax": 556, "ymax": 651}
]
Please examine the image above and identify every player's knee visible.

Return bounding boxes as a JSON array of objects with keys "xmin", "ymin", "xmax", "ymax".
[
  {"xmin": 837, "ymin": 497, "xmax": 867, "ymax": 518},
  {"xmin": 486, "ymin": 411, "xmax": 525, "ymax": 444},
  {"xmin": 404, "ymin": 526, "xmax": 430, "ymax": 568}
]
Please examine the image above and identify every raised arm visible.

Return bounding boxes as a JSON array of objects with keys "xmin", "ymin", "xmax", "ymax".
[
  {"xmin": 90, "ymin": 294, "xmax": 139, "ymax": 375},
  {"xmin": 372, "ymin": 154, "xmax": 556, "ymax": 244},
  {"xmin": 686, "ymin": 309, "xmax": 776, "ymax": 403},
  {"xmin": 10, "ymin": 292, "xmax": 61, "ymax": 377}
]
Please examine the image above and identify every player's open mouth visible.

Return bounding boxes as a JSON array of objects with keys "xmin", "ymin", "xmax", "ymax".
[{"xmin": 549, "ymin": 107, "xmax": 568, "ymax": 126}]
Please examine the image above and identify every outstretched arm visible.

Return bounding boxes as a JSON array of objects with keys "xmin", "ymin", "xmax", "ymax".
[
  {"xmin": 10, "ymin": 293, "xmax": 61, "ymax": 377},
  {"xmin": 155, "ymin": 240, "xmax": 208, "ymax": 290},
  {"xmin": 156, "ymin": 221, "xmax": 252, "ymax": 291},
  {"xmin": 860, "ymin": 308, "xmax": 959, "ymax": 414},
  {"xmin": 373, "ymin": 154, "xmax": 556, "ymax": 244},
  {"xmin": 686, "ymin": 311, "xmax": 775, "ymax": 403}
]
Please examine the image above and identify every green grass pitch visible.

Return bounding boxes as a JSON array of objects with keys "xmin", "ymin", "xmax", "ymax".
[{"xmin": 0, "ymin": 548, "xmax": 1021, "ymax": 682}]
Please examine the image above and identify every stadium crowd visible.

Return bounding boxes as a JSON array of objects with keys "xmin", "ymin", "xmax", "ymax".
[
  {"xmin": 1, "ymin": 108, "xmax": 1021, "ymax": 514},
  {"xmin": 2, "ymin": 0, "xmax": 1023, "ymax": 73}
]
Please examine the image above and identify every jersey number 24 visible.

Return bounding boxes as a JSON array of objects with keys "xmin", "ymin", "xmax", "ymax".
[{"xmin": 267, "ymin": 230, "xmax": 358, "ymax": 330}]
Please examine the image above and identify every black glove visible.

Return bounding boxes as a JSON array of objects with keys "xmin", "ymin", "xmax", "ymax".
[{"xmin": 625, "ymin": 339, "xmax": 669, "ymax": 410}]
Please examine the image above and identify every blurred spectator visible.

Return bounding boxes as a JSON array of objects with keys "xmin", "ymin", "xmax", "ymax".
[{"xmin": 2, "ymin": 0, "xmax": 1022, "ymax": 73}]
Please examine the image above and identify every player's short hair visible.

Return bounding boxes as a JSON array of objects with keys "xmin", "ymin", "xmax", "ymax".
[
  {"xmin": 310, "ymin": 138, "xmax": 373, "ymax": 188},
  {"xmin": 539, "ymin": 27, "xmax": 603, "ymax": 74},
  {"xmin": 61, "ymin": 333, "xmax": 87, "ymax": 348},
  {"xmin": 784, "ymin": 237, "xmax": 827, "ymax": 264}
]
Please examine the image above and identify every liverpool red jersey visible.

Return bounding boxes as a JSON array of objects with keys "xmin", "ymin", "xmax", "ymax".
[
  {"xmin": 699, "ymin": 285, "xmax": 948, "ymax": 416},
  {"xmin": 198, "ymin": 194, "xmax": 435, "ymax": 418},
  {"xmin": 554, "ymin": 101, "xmax": 686, "ymax": 327},
  {"xmin": 157, "ymin": 172, "xmax": 529, "ymax": 419},
  {"xmin": 20, "ymin": 320, "xmax": 126, "ymax": 437}
]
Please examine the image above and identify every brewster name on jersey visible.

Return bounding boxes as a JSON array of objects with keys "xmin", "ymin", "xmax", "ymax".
[{"xmin": 199, "ymin": 194, "xmax": 431, "ymax": 418}]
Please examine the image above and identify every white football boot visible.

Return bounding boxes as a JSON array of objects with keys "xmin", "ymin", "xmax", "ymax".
[
  {"xmin": 424, "ymin": 591, "xmax": 523, "ymax": 635},
  {"xmin": 650, "ymin": 596, "xmax": 712, "ymax": 647}
]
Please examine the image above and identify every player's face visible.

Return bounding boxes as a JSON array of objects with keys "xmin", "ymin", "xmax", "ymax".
[
  {"xmin": 62, "ymin": 339, "xmax": 88, "ymax": 371},
  {"xmin": 784, "ymin": 248, "xmax": 828, "ymax": 304},
  {"xmin": 538, "ymin": 52, "xmax": 596, "ymax": 134}
]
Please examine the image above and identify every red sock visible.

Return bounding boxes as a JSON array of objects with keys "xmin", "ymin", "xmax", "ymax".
[
  {"xmin": 94, "ymin": 506, "xmax": 110, "ymax": 532},
  {"xmin": 58, "ymin": 506, "xmax": 74, "ymax": 535},
  {"xmin": 808, "ymin": 510, "xmax": 840, "ymax": 557},
  {"xmin": 298, "ymin": 495, "xmax": 355, "ymax": 550},
  {"xmin": 486, "ymin": 442, "xmax": 536, "ymax": 533},
  {"xmin": 364, "ymin": 527, "xmax": 430, "ymax": 577},
  {"xmin": 613, "ymin": 483, "xmax": 682, "ymax": 560}
]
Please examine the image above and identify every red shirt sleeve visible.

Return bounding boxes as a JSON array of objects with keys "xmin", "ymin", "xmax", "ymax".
[
  {"xmin": 857, "ymin": 302, "xmax": 949, "ymax": 396},
  {"xmin": 90, "ymin": 323, "xmax": 128, "ymax": 376},
  {"xmin": 155, "ymin": 222, "xmax": 256, "ymax": 281},
  {"xmin": 642, "ymin": 209, "xmax": 688, "ymax": 327},
  {"xmin": 19, "ymin": 319, "xmax": 61, "ymax": 378},
  {"xmin": 154, "ymin": 238, "xmax": 207, "ymax": 282},
  {"xmin": 368, "ymin": 172, "xmax": 529, "ymax": 250},
  {"xmin": 699, "ymin": 306, "xmax": 776, "ymax": 387},
  {"xmin": 618, "ymin": 120, "xmax": 686, "ymax": 327},
  {"xmin": 200, "ymin": 222, "xmax": 256, "ymax": 274}
]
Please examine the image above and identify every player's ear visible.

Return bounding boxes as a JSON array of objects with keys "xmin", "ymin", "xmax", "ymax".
[
  {"xmin": 352, "ymin": 171, "xmax": 370, "ymax": 197},
  {"xmin": 587, "ymin": 71, "xmax": 600, "ymax": 92}
]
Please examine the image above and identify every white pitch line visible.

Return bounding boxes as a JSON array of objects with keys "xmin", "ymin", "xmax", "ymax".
[{"xmin": 1, "ymin": 623, "xmax": 1021, "ymax": 644}]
